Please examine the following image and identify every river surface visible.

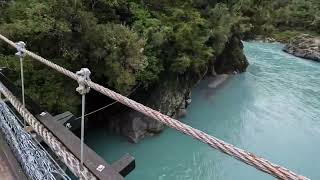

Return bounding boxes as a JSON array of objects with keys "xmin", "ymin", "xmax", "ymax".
[{"xmin": 86, "ymin": 42, "xmax": 320, "ymax": 180}]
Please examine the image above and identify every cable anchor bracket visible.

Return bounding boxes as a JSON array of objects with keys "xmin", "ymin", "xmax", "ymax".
[
  {"xmin": 76, "ymin": 68, "xmax": 91, "ymax": 95},
  {"xmin": 15, "ymin": 41, "xmax": 26, "ymax": 58}
]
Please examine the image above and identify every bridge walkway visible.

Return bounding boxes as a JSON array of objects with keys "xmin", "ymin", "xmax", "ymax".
[{"xmin": 0, "ymin": 130, "xmax": 27, "ymax": 180}]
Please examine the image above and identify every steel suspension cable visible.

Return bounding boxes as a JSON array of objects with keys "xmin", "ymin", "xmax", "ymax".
[
  {"xmin": 74, "ymin": 84, "xmax": 140, "ymax": 120},
  {"xmin": 0, "ymin": 34, "xmax": 309, "ymax": 180}
]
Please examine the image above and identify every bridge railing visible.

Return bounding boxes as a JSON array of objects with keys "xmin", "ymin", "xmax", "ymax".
[
  {"xmin": 0, "ymin": 101, "xmax": 71, "ymax": 180},
  {"xmin": 0, "ymin": 34, "xmax": 309, "ymax": 180},
  {"xmin": 0, "ymin": 81, "xmax": 104, "ymax": 179}
]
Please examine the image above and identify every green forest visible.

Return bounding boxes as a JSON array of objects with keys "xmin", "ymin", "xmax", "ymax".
[{"xmin": 0, "ymin": 0, "xmax": 319, "ymax": 114}]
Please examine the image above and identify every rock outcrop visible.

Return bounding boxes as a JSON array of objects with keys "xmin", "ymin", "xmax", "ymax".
[
  {"xmin": 214, "ymin": 35, "xmax": 249, "ymax": 74},
  {"xmin": 283, "ymin": 34, "xmax": 320, "ymax": 62},
  {"xmin": 106, "ymin": 74, "xmax": 195, "ymax": 143},
  {"xmin": 106, "ymin": 34, "xmax": 249, "ymax": 143}
]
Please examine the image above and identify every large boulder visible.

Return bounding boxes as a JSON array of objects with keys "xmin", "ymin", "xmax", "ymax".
[{"xmin": 283, "ymin": 34, "xmax": 320, "ymax": 62}]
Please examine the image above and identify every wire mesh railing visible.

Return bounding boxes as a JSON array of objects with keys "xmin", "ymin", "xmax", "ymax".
[{"xmin": 0, "ymin": 101, "xmax": 71, "ymax": 180}]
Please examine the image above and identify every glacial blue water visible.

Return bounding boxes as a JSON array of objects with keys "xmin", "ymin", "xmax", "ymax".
[{"xmin": 86, "ymin": 42, "xmax": 320, "ymax": 180}]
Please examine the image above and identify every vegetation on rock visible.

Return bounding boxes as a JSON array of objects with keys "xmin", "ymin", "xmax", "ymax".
[{"xmin": 238, "ymin": 0, "xmax": 320, "ymax": 41}]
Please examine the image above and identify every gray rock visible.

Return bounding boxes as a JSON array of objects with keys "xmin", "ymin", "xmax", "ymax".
[
  {"xmin": 186, "ymin": 98, "xmax": 192, "ymax": 106},
  {"xmin": 283, "ymin": 34, "xmax": 320, "ymax": 62},
  {"xmin": 107, "ymin": 74, "xmax": 194, "ymax": 143},
  {"xmin": 177, "ymin": 108, "xmax": 187, "ymax": 118}
]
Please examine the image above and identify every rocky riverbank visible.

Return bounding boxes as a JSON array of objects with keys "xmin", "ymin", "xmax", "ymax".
[
  {"xmin": 104, "ymin": 35, "xmax": 249, "ymax": 143},
  {"xmin": 283, "ymin": 34, "xmax": 320, "ymax": 62},
  {"xmin": 254, "ymin": 36, "xmax": 277, "ymax": 43}
]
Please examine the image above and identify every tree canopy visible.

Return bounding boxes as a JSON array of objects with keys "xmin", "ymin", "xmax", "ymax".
[{"xmin": 0, "ymin": 0, "xmax": 318, "ymax": 114}]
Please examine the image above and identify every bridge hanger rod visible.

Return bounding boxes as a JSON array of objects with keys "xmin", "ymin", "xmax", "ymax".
[
  {"xmin": 15, "ymin": 41, "xmax": 26, "ymax": 127},
  {"xmin": 0, "ymin": 33, "xmax": 309, "ymax": 180},
  {"xmin": 75, "ymin": 68, "xmax": 91, "ymax": 166}
]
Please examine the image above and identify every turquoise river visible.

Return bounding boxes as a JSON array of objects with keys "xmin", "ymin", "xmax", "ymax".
[{"xmin": 86, "ymin": 42, "xmax": 320, "ymax": 180}]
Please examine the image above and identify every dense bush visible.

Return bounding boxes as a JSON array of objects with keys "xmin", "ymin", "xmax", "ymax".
[
  {"xmin": 236, "ymin": 0, "xmax": 320, "ymax": 38},
  {"xmin": 0, "ymin": 0, "xmax": 243, "ymax": 113},
  {"xmin": 0, "ymin": 0, "xmax": 318, "ymax": 114}
]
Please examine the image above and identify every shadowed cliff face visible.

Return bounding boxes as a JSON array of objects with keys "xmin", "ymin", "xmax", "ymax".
[
  {"xmin": 214, "ymin": 35, "xmax": 249, "ymax": 74},
  {"xmin": 105, "ymin": 74, "xmax": 195, "ymax": 143},
  {"xmin": 105, "ymin": 35, "xmax": 249, "ymax": 143}
]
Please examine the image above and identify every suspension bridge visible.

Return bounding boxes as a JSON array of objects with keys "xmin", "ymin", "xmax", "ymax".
[{"xmin": 0, "ymin": 34, "xmax": 310, "ymax": 180}]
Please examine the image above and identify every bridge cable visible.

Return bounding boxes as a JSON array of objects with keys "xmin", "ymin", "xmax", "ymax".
[
  {"xmin": 0, "ymin": 34, "xmax": 309, "ymax": 180},
  {"xmin": 74, "ymin": 84, "xmax": 140, "ymax": 121}
]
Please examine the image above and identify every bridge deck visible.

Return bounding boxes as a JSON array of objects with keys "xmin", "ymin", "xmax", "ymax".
[{"xmin": 0, "ymin": 132, "xmax": 27, "ymax": 180}]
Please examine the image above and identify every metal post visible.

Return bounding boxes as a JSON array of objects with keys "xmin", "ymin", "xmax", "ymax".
[
  {"xmin": 20, "ymin": 56, "xmax": 25, "ymax": 107},
  {"xmin": 15, "ymin": 41, "xmax": 26, "ymax": 126},
  {"xmin": 76, "ymin": 68, "xmax": 91, "ymax": 166},
  {"xmin": 80, "ymin": 94, "xmax": 85, "ymax": 165}
]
